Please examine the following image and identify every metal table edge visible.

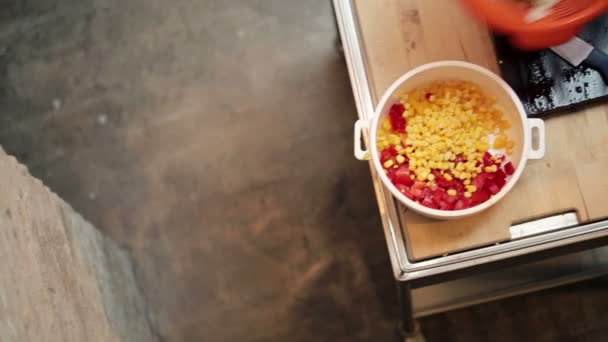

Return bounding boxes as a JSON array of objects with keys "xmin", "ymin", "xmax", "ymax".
[
  {"xmin": 332, "ymin": 0, "xmax": 608, "ymax": 284},
  {"xmin": 333, "ymin": 0, "xmax": 410, "ymax": 278}
]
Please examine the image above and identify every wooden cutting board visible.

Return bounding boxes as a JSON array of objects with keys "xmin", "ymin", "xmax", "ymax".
[{"xmin": 354, "ymin": 0, "xmax": 608, "ymax": 260}]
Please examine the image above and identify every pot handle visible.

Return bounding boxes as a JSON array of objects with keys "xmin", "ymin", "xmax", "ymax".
[
  {"xmin": 526, "ymin": 118, "xmax": 545, "ymax": 160},
  {"xmin": 354, "ymin": 119, "xmax": 371, "ymax": 160}
]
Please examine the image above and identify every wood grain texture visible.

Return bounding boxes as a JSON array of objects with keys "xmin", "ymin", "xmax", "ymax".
[
  {"xmin": 0, "ymin": 147, "xmax": 157, "ymax": 342},
  {"xmin": 355, "ymin": 0, "xmax": 608, "ymax": 259}
]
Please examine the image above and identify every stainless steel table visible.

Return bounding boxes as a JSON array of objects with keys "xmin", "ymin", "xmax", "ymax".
[{"xmin": 333, "ymin": 0, "xmax": 608, "ymax": 340}]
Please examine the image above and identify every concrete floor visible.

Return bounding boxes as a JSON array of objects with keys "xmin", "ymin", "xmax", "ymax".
[{"xmin": 1, "ymin": 0, "xmax": 608, "ymax": 341}]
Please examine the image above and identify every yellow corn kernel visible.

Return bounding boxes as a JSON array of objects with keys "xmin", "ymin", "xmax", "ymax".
[
  {"xmin": 464, "ymin": 179, "xmax": 471, "ymax": 185},
  {"xmin": 427, "ymin": 173, "xmax": 436, "ymax": 181},
  {"xmin": 484, "ymin": 165, "xmax": 498, "ymax": 173},
  {"xmin": 396, "ymin": 155, "xmax": 406, "ymax": 164},
  {"xmin": 493, "ymin": 135, "xmax": 507, "ymax": 149},
  {"xmin": 456, "ymin": 163, "xmax": 465, "ymax": 172},
  {"xmin": 388, "ymin": 134, "xmax": 401, "ymax": 146},
  {"xmin": 417, "ymin": 168, "xmax": 430, "ymax": 181},
  {"xmin": 383, "ymin": 160, "xmax": 394, "ymax": 169},
  {"xmin": 444, "ymin": 173, "xmax": 453, "ymax": 181},
  {"xmin": 447, "ymin": 189, "xmax": 457, "ymax": 196},
  {"xmin": 499, "ymin": 119, "xmax": 511, "ymax": 130},
  {"xmin": 382, "ymin": 118, "xmax": 391, "ymax": 131},
  {"xmin": 464, "ymin": 191, "xmax": 472, "ymax": 198},
  {"xmin": 466, "ymin": 185, "xmax": 477, "ymax": 193},
  {"xmin": 476, "ymin": 141, "xmax": 489, "ymax": 152}
]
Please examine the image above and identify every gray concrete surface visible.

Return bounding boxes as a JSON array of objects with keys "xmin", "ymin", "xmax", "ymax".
[{"xmin": 1, "ymin": 0, "xmax": 608, "ymax": 341}]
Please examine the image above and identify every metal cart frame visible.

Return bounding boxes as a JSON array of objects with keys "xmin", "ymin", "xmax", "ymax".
[{"xmin": 332, "ymin": 0, "xmax": 608, "ymax": 340}]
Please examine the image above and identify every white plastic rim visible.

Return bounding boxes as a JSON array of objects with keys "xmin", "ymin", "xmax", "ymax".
[{"xmin": 364, "ymin": 61, "xmax": 545, "ymax": 220}]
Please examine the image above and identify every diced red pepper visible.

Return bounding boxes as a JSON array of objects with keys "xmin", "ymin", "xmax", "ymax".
[
  {"xmin": 455, "ymin": 181, "xmax": 465, "ymax": 193},
  {"xmin": 487, "ymin": 182, "xmax": 501, "ymax": 195},
  {"xmin": 380, "ymin": 146, "xmax": 398, "ymax": 164},
  {"xmin": 471, "ymin": 189, "xmax": 491, "ymax": 204},
  {"xmin": 425, "ymin": 93, "xmax": 433, "ymax": 101},
  {"xmin": 494, "ymin": 169, "xmax": 506, "ymax": 182},
  {"xmin": 388, "ymin": 104, "xmax": 407, "ymax": 133},
  {"xmin": 433, "ymin": 188, "xmax": 446, "ymax": 202},
  {"xmin": 389, "ymin": 103, "xmax": 405, "ymax": 117},
  {"xmin": 454, "ymin": 154, "xmax": 467, "ymax": 164},
  {"xmin": 403, "ymin": 188, "xmax": 415, "ymax": 200},
  {"xmin": 445, "ymin": 190, "xmax": 459, "ymax": 204},
  {"xmin": 421, "ymin": 186, "xmax": 432, "ymax": 199},
  {"xmin": 439, "ymin": 200, "xmax": 454, "ymax": 211},
  {"xmin": 472, "ymin": 173, "xmax": 489, "ymax": 190},
  {"xmin": 386, "ymin": 168, "xmax": 397, "ymax": 183},
  {"xmin": 394, "ymin": 165, "xmax": 414, "ymax": 186},
  {"xmin": 454, "ymin": 199, "xmax": 467, "ymax": 210},
  {"xmin": 411, "ymin": 181, "xmax": 426, "ymax": 199},
  {"xmin": 504, "ymin": 162, "xmax": 515, "ymax": 175},
  {"xmin": 494, "ymin": 176, "xmax": 506, "ymax": 189},
  {"xmin": 483, "ymin": 152, "xmax": 494, "ymax": 166},
  {"xmin": 436, "ymin": 172, "xmax": 455, "ymax": 188},
  {"xmin": 421, "ymin": 196, "xmax": 438, "ymax": 209}
]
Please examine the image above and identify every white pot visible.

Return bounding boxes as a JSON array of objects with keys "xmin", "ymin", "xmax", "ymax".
[{"xmin": 354, "ymin": 61, "xmax": 546, "ymax": 220}]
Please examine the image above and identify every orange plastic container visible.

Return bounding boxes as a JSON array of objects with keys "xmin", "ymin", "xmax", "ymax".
[{"xmin": 460, "ymin": 0, "xmax": 608, "ymax": 50}]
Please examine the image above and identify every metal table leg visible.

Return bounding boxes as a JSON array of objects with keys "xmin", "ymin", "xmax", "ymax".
[{"xmin": 397, "ymin": 283, "xmax": 425, "ymax": 342}]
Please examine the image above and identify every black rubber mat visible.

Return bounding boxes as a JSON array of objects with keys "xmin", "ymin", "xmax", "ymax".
[{"xmin": 493, "ymin": 13, "xmax": 608, "ymax": 116}]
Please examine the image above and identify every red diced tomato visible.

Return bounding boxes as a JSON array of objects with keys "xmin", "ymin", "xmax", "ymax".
[{"xmin": 504, "ymin": 162, "xmax": 515, "ymax": 175}]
